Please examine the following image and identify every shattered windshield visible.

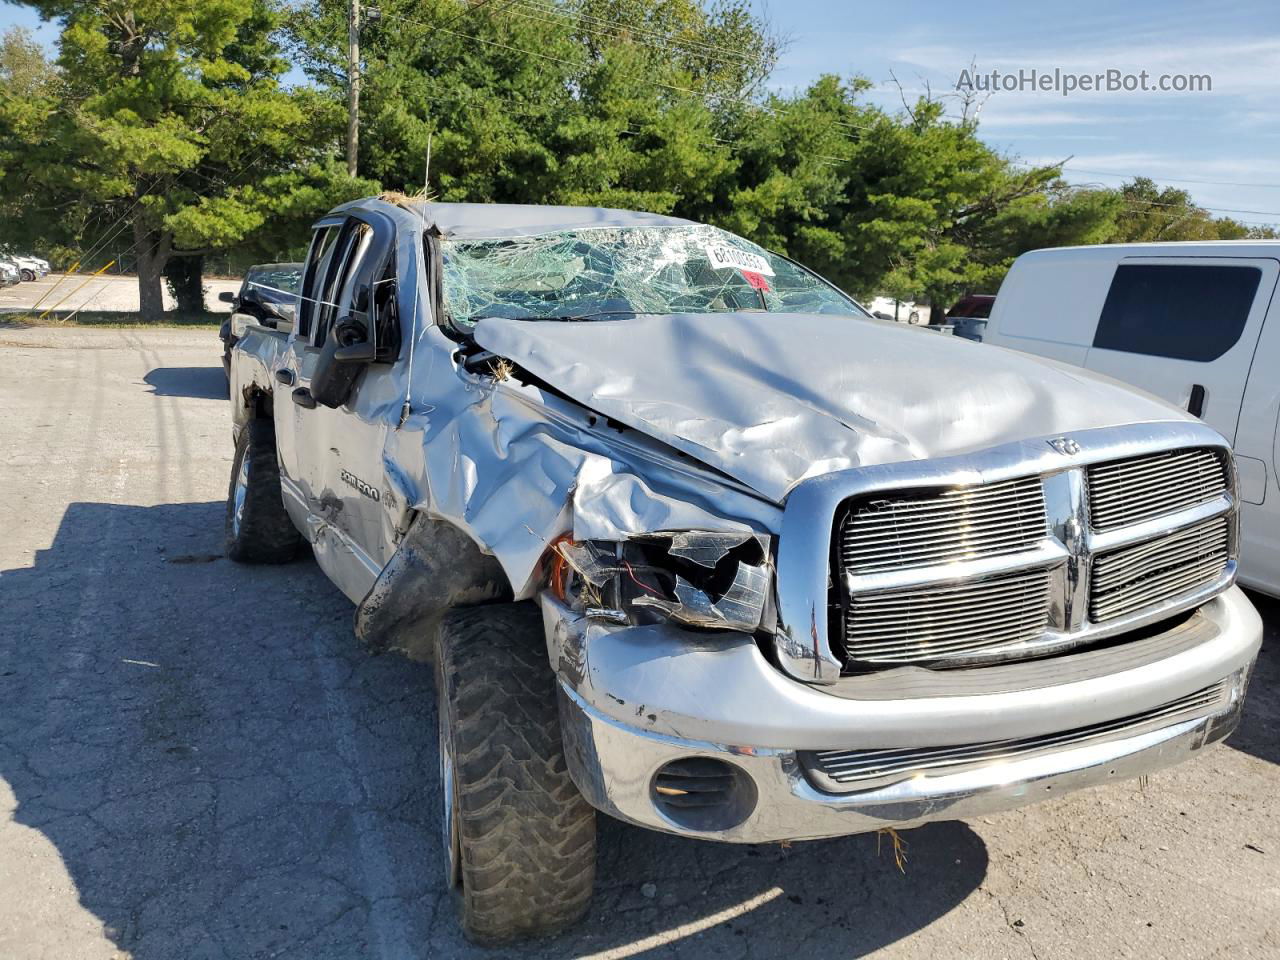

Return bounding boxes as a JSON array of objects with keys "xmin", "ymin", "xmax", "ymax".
[{"xmin": 440, "ymin": 224, "xmax": 863, "ymax": 325}]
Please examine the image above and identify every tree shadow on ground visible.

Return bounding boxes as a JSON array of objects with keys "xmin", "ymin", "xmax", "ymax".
[{"xmin": 0, "ymin": 500, "xmax": 988, "ymax": 960}]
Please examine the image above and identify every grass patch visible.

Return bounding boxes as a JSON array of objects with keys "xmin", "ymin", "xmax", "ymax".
[{"xmin": 0, "ymin": 310, "xmax": 224, "ymax": 328}]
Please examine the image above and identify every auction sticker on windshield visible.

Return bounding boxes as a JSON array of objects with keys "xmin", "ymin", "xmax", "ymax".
[{"xmin": 703, "ymin": 244, "xmax": 775, "ymax": 276}]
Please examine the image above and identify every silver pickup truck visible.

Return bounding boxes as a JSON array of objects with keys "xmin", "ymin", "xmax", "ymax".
[{"xmin": 227, "ymin": 197, "xmax": 1262, "ymax": 944}]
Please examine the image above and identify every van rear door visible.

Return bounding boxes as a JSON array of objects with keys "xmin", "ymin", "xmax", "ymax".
[{"xmin": 1083, "ymin": 256, "xmax": 1278, "ymax": 444}]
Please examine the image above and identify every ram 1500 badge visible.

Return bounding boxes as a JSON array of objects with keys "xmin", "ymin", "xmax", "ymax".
[{"xmin": 225, "ymin": 198, "xmax": 1262, "ymax": 945}]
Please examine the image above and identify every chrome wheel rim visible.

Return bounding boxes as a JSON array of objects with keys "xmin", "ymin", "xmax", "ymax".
[
  {"xmin": 231, "ymin": 452, "xmax": 250, "ymax": 537},
  {"xmin": 438, "ymin": 682, "xmax": 462, "ymax": 890}
]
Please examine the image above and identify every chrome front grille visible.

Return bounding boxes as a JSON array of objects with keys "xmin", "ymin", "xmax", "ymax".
[
  {"xmin": 840, "ymin": 477, "xmax": 1047, "ymax": 573},
  {"xmin": 1087, "ymin": 448, "xmax": 1229, "ymax": 531},
  {"xmin": 1091, "ymin": 516, "xmax": 1232, "ymax": 622},
  {"xmin": 827, "ymin": 438, "xmax": 1237, "ymax": 676},
  {"xmin": 844, "ymin": 569, "xmax": 1051, "ymax": 665},
  {"xmin": 805, "ymin": 680, "xmax": 1228, "ymax": 791}
]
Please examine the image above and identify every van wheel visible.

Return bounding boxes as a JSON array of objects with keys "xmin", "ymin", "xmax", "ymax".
[
  {"xmin": 436, "ymin": 603, "xmax": 596, "ymax": 944},
  {"xmin": 224, "ymin": 418, "xmax": 301, "ymax": 563}
]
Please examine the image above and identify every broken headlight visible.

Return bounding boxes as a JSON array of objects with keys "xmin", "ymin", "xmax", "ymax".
[{"xmin": 550, "ymin": 532, "xmax": 773, "ymax": 633}]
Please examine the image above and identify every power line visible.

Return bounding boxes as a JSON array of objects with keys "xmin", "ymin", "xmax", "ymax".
[
  {"xmin": 1060, "ymin": 164, "xmax": 1280, "ymax": 191},
  {"xmin": 1111, "ymin": 195, "xmax": 1280, "ymax": 218},
  {"xmin": 1016, "ymin": 160, "xmax": 1280, "ymax": 220},
  {"xmin": 1013, "ymin": 158, "xmax": 1280, "ymax": 200},
  {"xmin": 1092, "ymin": 193, "xmax": 1280, "ymax": 221}
]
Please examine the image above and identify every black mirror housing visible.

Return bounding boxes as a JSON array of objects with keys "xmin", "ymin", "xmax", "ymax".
[
  {"xmin": 334, "ymin": 340, "xmax": 376, "ymax": 363},
  {"xmin": 310, "ymin": 317, "xmax": 374, "ymax": 408}
]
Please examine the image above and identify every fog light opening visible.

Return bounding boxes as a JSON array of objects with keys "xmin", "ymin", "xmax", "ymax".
[{"xmin": 650, "ymin": 757, "xmax": 757, "ymax": 832}]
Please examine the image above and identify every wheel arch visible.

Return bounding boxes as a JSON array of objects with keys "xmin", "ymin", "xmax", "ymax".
[
  {"xmin": 354, "ymin": 512, "xmax": 515, "ymax": 657},
  {"xmin": 230, "ymin": 380, "xmax": 274, "ymax": 448}
]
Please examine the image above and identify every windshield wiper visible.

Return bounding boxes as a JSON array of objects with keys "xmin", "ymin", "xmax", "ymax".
[{"xmin": 532, "ymin": 310, "xmax": 652, "ymax": 322}]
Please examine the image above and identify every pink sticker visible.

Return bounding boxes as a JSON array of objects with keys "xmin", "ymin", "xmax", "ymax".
[{"xmin": 742, "ymin": 270, "xmax": 771, "ymax": 291}]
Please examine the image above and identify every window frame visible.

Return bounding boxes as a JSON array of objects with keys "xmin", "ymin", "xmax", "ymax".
[
  {"xmin": 301, "ymin": 209, "xmax": 402, "ymax": 361},
  {"xmin": 297, "ymin": 219, "xmax": 344, "ymax": 342},
  {"xmin": 312, "ymin": 220, "xmax": 368, "ymax": 349}
]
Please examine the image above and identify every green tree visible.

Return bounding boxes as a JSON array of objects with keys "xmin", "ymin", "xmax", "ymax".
[
  {"xmin": 290, "ymin": 0, "xmax": 774, "ymax": 211},
  {"xmin": 695, "ymin": 75, "xmax": 872, "ymax": 270},
  {"xmin": 287, "ymin": 3, "xmax": 1127, "ymax": 308},
  {"xmin": 702, "ymin": 84, "xmax": 1119, "ymax": 310},
  {"xmin": 0, "ymin": 26, "xmax": 58, "ymax": 97},
  {"xmin": 0, "ymin": 0, "xmax": 367, "ymax": 320},
  {"xmin": 1106, "ymin": 177, "xmax": 1233, "ymax": 243}
]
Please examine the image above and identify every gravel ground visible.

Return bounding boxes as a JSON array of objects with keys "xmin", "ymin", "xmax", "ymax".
[
  {"xmin": 0, "ymin": 327, "xmax": 1277, "ymax": 960},
  {"xmin": 0, "ymin": 274, "xmax": 238, "ymax": 315}
]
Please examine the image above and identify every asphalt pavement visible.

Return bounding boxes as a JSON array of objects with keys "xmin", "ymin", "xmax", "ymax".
[{"xmin": 0, "ymin": 326, "xmax": 1276, "ymax": 960}]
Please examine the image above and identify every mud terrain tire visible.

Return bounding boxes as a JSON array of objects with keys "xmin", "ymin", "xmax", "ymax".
[
  {"xmin": 436, "ymin": 603, "xmax": 596, "ymax": 944},
  {"xmin": 224, "ymin": 418, "xmax": 301, "ymax": 563}
]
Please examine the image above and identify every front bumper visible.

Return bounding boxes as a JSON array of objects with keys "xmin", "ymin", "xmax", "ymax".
[{"xmin": 545, "ymin": 587, "xmax": 1261, "ymax": 843}]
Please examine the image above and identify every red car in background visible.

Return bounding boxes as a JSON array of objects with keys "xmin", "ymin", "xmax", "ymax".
[
  {"xmin": 945, "ymin": 293, "xmax": 996, "ymax": 340},
  {"xmin": 945, "ymin": 293, "xmax": 996, "ymax": 319}
]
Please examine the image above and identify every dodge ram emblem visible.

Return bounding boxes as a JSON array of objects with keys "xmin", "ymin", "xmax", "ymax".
[
  {"xmin": 1048, "ymin": 437, "xmax": 1081, "ymax": 456},
  {"xmin": 340, "ymin": 469, "xmax": 381, "ymax": 502}
]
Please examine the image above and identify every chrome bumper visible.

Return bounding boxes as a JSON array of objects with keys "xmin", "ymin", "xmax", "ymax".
[{"xmin": 544, "ymin": 587, "xmax": 1261, "ymax": 843}]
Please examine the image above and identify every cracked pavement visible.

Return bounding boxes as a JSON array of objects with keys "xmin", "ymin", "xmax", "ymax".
[{"xmin": 0, "ymin": 326, "xmax": 1277, "ymax": 960}]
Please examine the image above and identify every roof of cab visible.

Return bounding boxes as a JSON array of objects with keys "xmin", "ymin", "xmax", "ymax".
[{"xmin": 330, "ymin": 196, "xmax": 697, "ymax": 240}]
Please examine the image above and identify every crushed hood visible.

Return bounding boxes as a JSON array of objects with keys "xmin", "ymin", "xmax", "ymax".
[{"xmin": 472, "ymin": 312, "xmax": 1193, "ymax": 503}]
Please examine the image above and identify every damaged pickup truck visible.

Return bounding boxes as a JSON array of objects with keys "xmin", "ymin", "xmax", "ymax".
[{"xmin": 226, "ymin": 198, "xmax": 1262, "ymax": 944}]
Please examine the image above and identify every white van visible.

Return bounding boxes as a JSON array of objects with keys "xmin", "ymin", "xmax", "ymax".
[{"xmin": 981, "ymin": 241, "xmax": 1280, "ymax": 597}]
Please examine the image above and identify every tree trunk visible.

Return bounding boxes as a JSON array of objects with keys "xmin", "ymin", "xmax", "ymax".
[
  {"xmin": 163, "ymin": 254, "xmax": 206, "ymax": 315},
  {"xmin": 133, "ymin": 220, "xmax": 171, "ymax": 323}
]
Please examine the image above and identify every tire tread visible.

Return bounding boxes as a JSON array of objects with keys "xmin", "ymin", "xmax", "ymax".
[
  {"xmin": 439, "ymin": 603, "xmax": 596, "ymax": 944},
  {"xmin": 224, "ymin": 418, "xmax": 301, "ymax": 563}
]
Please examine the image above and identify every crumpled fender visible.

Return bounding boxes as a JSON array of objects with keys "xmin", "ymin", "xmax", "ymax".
[{"xmin": 353, "ymin": 514, "xmax": 511, "ymax": 658}]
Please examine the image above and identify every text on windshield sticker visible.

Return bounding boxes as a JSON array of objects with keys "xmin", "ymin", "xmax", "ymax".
[{"xmin": 703, "ymin": 244, "xmax": 775, "ymax": 277}]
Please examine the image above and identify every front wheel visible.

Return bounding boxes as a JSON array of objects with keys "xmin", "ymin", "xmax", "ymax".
[
  {"xmin": 436, "ymin": 603, "xmax": 597, "ymax": 944},
  {"xmin": 19, "ymin": 269, "xmax": 34, "ymax": 282},
  {"xmin": 224, "ymin": 418, "xmax": 301, "ymax": 563}
]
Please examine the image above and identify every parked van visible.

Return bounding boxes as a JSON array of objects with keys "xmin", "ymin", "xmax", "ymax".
[{"xmin": 980, "ymin": 242, "xmax": 1280, "ymax": 597}]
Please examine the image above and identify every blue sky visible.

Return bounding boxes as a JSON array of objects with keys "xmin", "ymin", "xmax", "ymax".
[
  {"xmin": 6, "ymin": 0, "xmax": 1279, "ymax": 226},
  {"xmin": 749, "ymin": 0, "xmax": 1280, "ymax": 227}
]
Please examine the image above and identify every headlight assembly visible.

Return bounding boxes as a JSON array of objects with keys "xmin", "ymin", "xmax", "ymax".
[{"xmin": 550, "ymin": 531, "xmax": 773, "ymax": 633}]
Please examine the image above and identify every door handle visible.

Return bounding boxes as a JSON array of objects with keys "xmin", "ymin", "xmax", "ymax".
[
  {"xmin": 292, "ymin": 387, "xmax": 316, "ymax": 409},
  {"xmin": 1188, "ymin": 384, "xmax": 1206, "ymax": 418},
  {"xmin": 275, "ymin": 368, "xmax": 296, "ymax": 386}
]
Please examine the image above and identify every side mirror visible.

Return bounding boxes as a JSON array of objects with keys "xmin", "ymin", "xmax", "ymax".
[
  {"xmin": 310, "ymin": 315, "xmax": 373, "ymax": 408},
  {"xmin": 218, "ymin": 291, "xmax": 236, "ymax": 304},
  {"xmin": 334, "ymin": 340, "xmax": 376, "ymax": 363},
  {"xmin": 270, "ymin": 302, "xmax": 296, "ymax": 332}
]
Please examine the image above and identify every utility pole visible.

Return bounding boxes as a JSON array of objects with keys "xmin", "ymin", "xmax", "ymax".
[{"xmin": 346, "ymin": 0, "xmax": 360, "ymax": 177}]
